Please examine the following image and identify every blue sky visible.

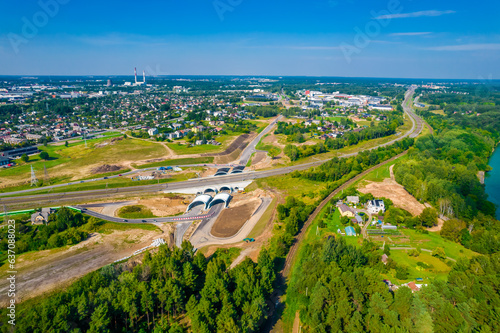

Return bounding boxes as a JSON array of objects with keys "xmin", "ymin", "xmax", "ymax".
[{"xmin": 1, "ymin": 0, "xmax": 499, "ymax": 79}]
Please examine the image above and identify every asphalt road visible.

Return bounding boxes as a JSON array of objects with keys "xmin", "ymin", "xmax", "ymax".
[
  {"xmin": 73, "ymin": 202, "xmax": 220, "ymax": 224},
  {"xmin": 1, "ymin": 89, "xmax": 423, "ymax": 209},
  {"xmin": 238, "ymin": 115, "xmax": 282, "ymax": 166}
]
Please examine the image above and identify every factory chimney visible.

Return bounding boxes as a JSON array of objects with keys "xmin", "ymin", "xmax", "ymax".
[
  {"xmin": 134, "ymin": 67, "xmax": 137, "ymax": 84},
  {"xmin": 143, "ymin": 70, "xmax": 146, "ymax": 84}
]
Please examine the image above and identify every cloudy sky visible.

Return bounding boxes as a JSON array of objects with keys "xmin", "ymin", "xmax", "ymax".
[{"xmin": 1, "ymin": 0, "xmax": 499, "ymax": 79}]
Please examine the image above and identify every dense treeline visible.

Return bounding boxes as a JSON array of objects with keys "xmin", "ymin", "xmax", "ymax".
[
  {"xmin": 292, "ymin": 138, "xmax": 414, "ymax": 182},
  {"xmin": 5, "ymin": 241, "xmax": 276, "ymax": 332},
  {"xmin": 394, "ymin": 130, "xmax": 499, "ymax": 253},
  {"xmin": 418, "ymin": 84, "xmax": 500, "ymax": 139},
  {"xmin": 287, "ymin": 235, "xmax": 500, "ymax": 332},
  {"xmin": 283, "ymin": 121, "xmax": 402, "ymax": 161},
  {"xmin": 244, "ymin": 105, "xmax": 280, "ymax": 118},
  {"xmin": 0, "ymin": 207, "xmax": 89, "ymax": 260}
]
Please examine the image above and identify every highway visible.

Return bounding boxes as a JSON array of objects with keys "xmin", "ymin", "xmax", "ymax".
[
  {"xmin": 238, "ymin": 115, "xmax": 282, "ymax": 165},
  {"xmin": 73, "ymin": 203, "xmax": 223, "ymax": 224},
  {"xmin": 0, "ymin": 88, "xmax": 423, "ymax": 209}
]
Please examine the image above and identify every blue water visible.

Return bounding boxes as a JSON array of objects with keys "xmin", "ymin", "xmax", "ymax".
[{"xmin": 485, "ymin": 148, "xmax": 500, "ymax": 220}]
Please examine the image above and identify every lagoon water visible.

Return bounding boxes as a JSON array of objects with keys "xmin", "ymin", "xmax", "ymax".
[{"xmin": 485, "ymin": 148, "xmax": 500, "ymax": 220}]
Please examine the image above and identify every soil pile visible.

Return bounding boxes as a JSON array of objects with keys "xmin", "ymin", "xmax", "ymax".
[{"xmin": 91, "ymin": 164, "xmax": 122, "ymax": 174}]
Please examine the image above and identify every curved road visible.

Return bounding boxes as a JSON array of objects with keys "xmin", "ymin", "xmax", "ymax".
[
  {"xmin": 74, "ymin": 202, "xmax": 222, "ymax": 224},
  {"xmin": 0, "ymin": 89, "xmax": 424, "ymax": 209}
]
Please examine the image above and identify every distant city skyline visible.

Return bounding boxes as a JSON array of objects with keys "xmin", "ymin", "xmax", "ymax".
[{"xmin": 1, "ymin": 0, "xmax": 499, "ymax": 79}]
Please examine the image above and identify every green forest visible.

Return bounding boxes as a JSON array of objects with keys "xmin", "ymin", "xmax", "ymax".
[
  {"xmin": 4, "ymin": 242, "xmax": 275, "ymax": 333},
  {"xmin": 0, "ymin": 207, "xmax": 91, "ymax": 265},
  {"xmin": 286, "ymin": 236, "xmax": 500, "ymax": 332}
]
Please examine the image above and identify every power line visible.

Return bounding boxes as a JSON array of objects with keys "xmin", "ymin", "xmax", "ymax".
[{"xmin": 30, "ymin": 165, "xmax": 38, "ymax": 187}]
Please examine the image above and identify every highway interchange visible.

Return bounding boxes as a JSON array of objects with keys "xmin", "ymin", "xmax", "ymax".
[{"xmin": 0, "ymin": 88, "xmax": 423, "ymax": 210}]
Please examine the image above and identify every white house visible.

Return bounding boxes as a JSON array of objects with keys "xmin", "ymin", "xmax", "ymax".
[
  {"xmin": 367, "ymin": 200, "xmax": 385, "ymax": 214},
  {"xmin": 148, "ymin": 128, "xmax": 158, "ymax": 136}
]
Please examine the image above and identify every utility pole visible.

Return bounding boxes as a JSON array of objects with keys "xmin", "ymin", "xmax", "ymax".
[{"xmin": 30, "ymin": 165, "xmax": 38, "ymax": 186}]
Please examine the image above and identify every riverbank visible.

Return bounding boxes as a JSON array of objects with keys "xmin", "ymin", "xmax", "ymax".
[{"xmin": 485, "ymin": 147, "xmax": 500, "ymax": 220}]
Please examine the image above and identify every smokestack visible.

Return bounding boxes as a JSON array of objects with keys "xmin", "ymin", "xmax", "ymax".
[
  {"xmin": 143, "ymin": 70, "xmax": 145, "ymax": 83},
  {"xmin": 134, "ymin": 67, "xmax": 137, "ymax": 84}
]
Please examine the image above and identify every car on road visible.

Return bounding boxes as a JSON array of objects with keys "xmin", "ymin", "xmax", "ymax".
[
  {"xmin": 103, "ymin": 177, "xmax": 108, "ymax": 179},
  {"xmin": 80, "ymin": 181, "xmax": 84, "ymax": 183},
  {"xmin": 142, "ymin": 220, "xmax": 147, "ymax": 223},
  {"xmin": 123, "ymin": 219, "xmax": 128, "ymax": 222},
  {"xmin": 118, "ymin": 174, "xmax": 122, "ymax": 176}
]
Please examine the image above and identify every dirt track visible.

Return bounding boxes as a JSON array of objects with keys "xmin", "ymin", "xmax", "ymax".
[{"xmin": 0, "ymin": 225, "xmax": 170, "ymax": 306}]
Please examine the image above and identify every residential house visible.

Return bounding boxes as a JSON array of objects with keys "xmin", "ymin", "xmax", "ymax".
[
  {"xmin": 407, "ymin": 282, "xmax": 420, "ymax": 293},
  {"xmin": 338, "ymin": 203, "xmax": 355, "ymax": 217},
  {"xmin": 31, "ymin": 208, "xmax": 55, "ymax": 225},
  {"xmin": 148, "ymin": 128, "xmax": 158, "ymax": 136},
  {"xmin": 367, "ymin": 199, "xmax": 385, "ymax": 214},
  {"xmin": 193, "ymin": 125, "xmax": 206, "ymax": 133}
]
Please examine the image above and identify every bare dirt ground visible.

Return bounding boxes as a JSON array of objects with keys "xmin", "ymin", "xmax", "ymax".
[
  {"xmin": 359, "ymin": 178, "xmax": 425, "ymax": 216},
  {"xmin": 91, "ymin": 164, "xmax": 122, "ymax": 174},
  {"xmin": 138, "ymin": 194, "xmax": 193, "ymax": 217},
  {"xmin": 252, "ymin": 152, "xmax": 267, "ymax": 165},
  {"xmin": 249, "ymin": 133, "xmax": 290, "ymax": 170},
  {"xmin": 263, "ymin": 133, "xmax": 286, "ymax": 149},
  {"xmin": 204, "ymin": 189, "xmax": 282, "ymax": 267},
  {"xmin": 211, "ymin": 200, "xmax": 260, "ymax": 237},
  {"xmin": 0, "ymin": 223, "xmax": 172, "ymax": 306},
  {"xmin": 358, "ymin": 175, "xmax": 444, "ymax": 231}
]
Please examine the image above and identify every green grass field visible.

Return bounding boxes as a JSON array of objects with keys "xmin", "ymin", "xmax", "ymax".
[
  {"xmin": 247, "ymin": 197, "xmax": 277, "ymax": 239},
  {"xmin": 116, "ymin": 205, "xmax": 156, "ymax": 219},
  {"xmin": 166, "ymin": 142, "xmax": 224, "ymax": 155},
  {"xmin": 5, "ymin": 172, "xmax": 198, "ymax": 197},
  {"xmin": 0, "ymin": 135, "xmax": 168, "ymax": 192},
  {"xmin": 94, "ymin": 221, "xmax": 161, "ymax": 234},
  {"xmin": 133, "ymin": 157, "xmax": 214, "ymax": 169},
  {"xmin": 382, "ymin": 250, "xmax": 452, "ymax": 283},
  {"xmin": 253, "ymin": 174, "xmax": 327, "ymax": 205},
  {"xmin": 397, "ymin": 229, "xmax": 477, "ymax": 260}
]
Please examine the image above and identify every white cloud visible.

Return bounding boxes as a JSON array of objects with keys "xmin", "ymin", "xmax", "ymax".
[
  {"xmin": 376, "ymin": 10, "xmax": 455, "ymax": 20},
  {"xmin": 390, "ymin": 32, "xmax": 432, "ymax": 37},
  {"xmin": 426, "ymin": 43, "xmax": 500, "ymax": 51}
]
